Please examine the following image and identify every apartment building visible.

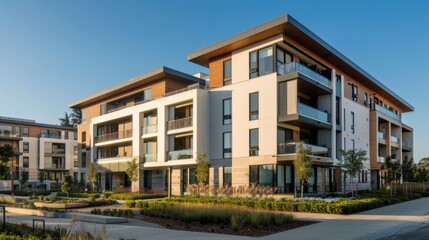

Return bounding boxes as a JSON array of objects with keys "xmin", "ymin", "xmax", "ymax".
[
  {"xmin": 0, "ymin": 116, "xmax": 78, "ymax": 188},
  {"xmin": 70, "ymin": 15, "xmax": 413, "ymax": 195}
]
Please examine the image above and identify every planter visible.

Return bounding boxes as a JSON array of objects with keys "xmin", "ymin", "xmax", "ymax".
[{"xmin": 34, "ymin": 202, "xmax": 89, "ymax": 209}]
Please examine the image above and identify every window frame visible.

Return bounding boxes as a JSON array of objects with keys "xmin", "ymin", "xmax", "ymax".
[
  {"xmin": 23, "ymin": 127, "xmax": 29, "ymax": 137},
  {"xmin": 249, "ymin": 128, "xmax": 259, "ymax": 156},
  {"xmin": 223, "ymin": 59, "xmax": 232, "ymax": 86},
  {"xmin": 249, "ymin": 46, "xmax": 274, "ymax": 79},
  {"xmin": 351, "ymin": 111, "xmax": 355, "ymax": 134},
  {"xmin": 23, "ymin": 157, "xmax": 29, "ymax": 168},
  {"xmin": 222, "ymin": 98, "xmax": 232, "ymax": 125},
  {"xmin": 223, "ymin": 166, "xmax": 232, "ymax": 186},
  {"xmin": 23, "ymin": 142, "xmax": 29, "ymax": 153},
  {"xmin": 249, "ymin": 92, "xmax": 259, "ymax": 121},
  {"xmin": 222, "ymin": 132, "xmax": 232, "ymax": 159}
]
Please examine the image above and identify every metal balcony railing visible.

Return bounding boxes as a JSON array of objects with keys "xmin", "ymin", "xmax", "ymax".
[
  {"xmin": 277, "ymin": 61, "xmax": 331, "ymax": 88},
  {"xmin": 168, "ymin": 149, "xmax": 193, "ymax": 160},
  {"xmin": 94, "ymin": 129, "xmax": 132, "ymax": 143},
  {"xmin": 167, "ymin": 117, "xmax": 192, "ymax": 131}
]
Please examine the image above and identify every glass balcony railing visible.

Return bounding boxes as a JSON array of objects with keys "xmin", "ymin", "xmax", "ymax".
[
  {"xmin": 372, "ymin": 104, "xmax": 401, "ymax": 122},
  {"xmin": 167, "ymin": 117, "xmax": 192, "ymax": 131},
  {"xmin": 277, "ymin": 142, "xmax": 329, "ymax": 157},
  {"xmin": 378, "ymin": 132, "xmax": 385, "ymax": 140},
  {"xmin": 298, "ymin": 103, "xmax": 330, "ymax": 123},
  {"xmin": 402, "ymin": 140, "xmax": 412, "ymax": 149},
  {"xmin": 168, "ymin": 149, "xmax": 193, "ymax": 160},
  {"xmin": 142, "ymin": 153, "xmax": 157, "ymax": 163},
  {"xmin": 141, "ymin": 124, "xmax": 157, "ymax": 135},
  {"xmin": 94, "ymin": 129, "xmax": 132, "ymax": 143},
  {"xmin": 377, "ymin": 156, "xmax": 386, "ymax": 163},
  {"xmin": 390, "ymin": 136, "xmax": 400, "ymax": 144},
  {"xmin": 277, "ymin": 62, "xmax": 331, "ymax": 88}
]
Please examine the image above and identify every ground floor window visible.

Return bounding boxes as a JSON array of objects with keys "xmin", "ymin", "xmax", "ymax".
[
  {"xmin": 223, "ymin": 167, "xmax": 232, "ymax": 186},
  {"xmin": 182, "ymin": 168, "xmax": 196, "ymax": 192},
  {"xmin": 249, "ymin": 164, "xmax": 274, "ymax": 186}
]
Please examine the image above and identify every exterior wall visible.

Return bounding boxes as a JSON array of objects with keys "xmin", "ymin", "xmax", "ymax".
[{"xmin": 208, "ymin": 54, "xmax": 231, "ymax": 89}]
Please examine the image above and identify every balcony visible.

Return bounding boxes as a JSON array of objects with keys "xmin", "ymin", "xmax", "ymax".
[
  {"xmin": 167, "ymin": 117, "xmax": 192, "ymax": 131},
  {"xmin": 298, "ymin": 103, "xmax": 330, "ymax": 124},
  {"xmin": 278, "ymin": 62, "xmax": 331, "ymax": 89},
  {"xmin": 390, "ymin": 136, "xmax": 400, "ymax": 145},
  {"xmin": 168, "ymin": 149, "xmax": 193, "ymax": 160},
  {"xmin": 278, "ymin": 142, "xmax": 329, "ymax": 157},
  {"xmin": 249, "ymin": 147, "xmax": 259, "ymax": 157},
  {"xmin": 378, "ymin": 132, "xmax": 385, "ymax": 140},
  {"xmin": 94, "ymin": 129, "xmax": 132, "ymax": 144},
  {"xmin": 44, "ymin": 148, "xmax": 65, "ymax": 156},
  {"xmin": 96, "ymin": 155, "xmax": 133, "ymax": 164},
  {"xmin": 0, "ymin": 131, "xmax": 20, "ymax": 138},
  {"xmin": 141, "ymin": 124, "xmax": 158, "ymax": 135},
  {"xmin": 142, "ymin": 153, "xmax": 157, "ymax": 163},
  {"xmin": 40, "ymin": 133, "xmax": 61, "ymax": 139},
  {"xmin": 402, "ymin": 140, "xmax": 412, "ymax": 150},
  {"xmin": 377, "ymin": 156, "xmax": 386, "ymax": 164},
  {"xmin": 43, "ymin": 163, "xmax": 66, "ymax": 170},
  {"xmin": 372, "ymin": 104, "xmax": 401, "ymax": 122}
]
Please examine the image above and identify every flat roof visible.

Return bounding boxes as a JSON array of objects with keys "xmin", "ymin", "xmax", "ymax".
[
  {"xmin": 69, "ymin": 66, "xmax": 206, "ymax": 109},
  {"xmin": 0, "ymin": 117, "xmax": 76, "ymax": 131},
  {"xmin": 188, "ymin": 15, "xmax": 414, "ymax": 112}
]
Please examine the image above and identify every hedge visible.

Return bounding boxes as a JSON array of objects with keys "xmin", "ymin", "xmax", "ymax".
[{"xmin": 108, "ymin": 192, "xmax": 166, "ymax": 200}]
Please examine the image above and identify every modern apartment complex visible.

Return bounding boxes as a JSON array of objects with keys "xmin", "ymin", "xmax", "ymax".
[
  {"xmin": 70, "ymin": 15, "xmax": 413, "ymax": 195},
  {"xmin": 0, "ymin": 116, "xmax": 78, "ymax": 188}
]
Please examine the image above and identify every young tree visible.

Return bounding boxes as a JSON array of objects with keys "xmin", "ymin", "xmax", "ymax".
[
  {"xmin": 61, "ymin": 181, "xmax": 71, "ymax": 197},
  {"xmin": 381, "ymin": 156, "xmax": 401, "ymax": 195},
  {"xmin": 58, "ymin": 112, "xmax": 72, "ymax": 127},
  {"xmin": 0, "ymin": 144, "xmax": 13, "ymax": 180},
  {"xmin": 70, "ymin": 109, "xmax": 82, "ymax": 125},
  {"xmin": 38, "ymin": 171, "xmax": 46, "ymax": 182},
  {"xmin": 294, "ymin": 142, "xmax": 312, "ymax": 200},
  {"xmin": 402, "ymin": 156, "xmax": 415, "ymax": 182},
  {"xmin": 196, "ymin": 152, "xmax": 209, "ymax": 184},
  {"xmin": 340, "ymin": 148, "xmax": 367, "ymax": 198},
  {"xmin": 125, "ymin": 159, "xmax": 139, "ymax": 193},
  {"xmin": 87, "ymin": 163, "xmax": 99, "ymax": 193},
  {"xmin": 414, "ymin": 167, "xmax": 429, "ymax": 183},
  {"xmin": 19, "ymin": 170, "xmax": 29, "ymax": 187},
  {"xmin": 418, "ymin": 158, "xmax": 429, "ymax": 167}
]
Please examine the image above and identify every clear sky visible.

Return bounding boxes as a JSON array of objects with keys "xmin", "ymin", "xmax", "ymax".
[{"xmin": 0, "ymin": 0, "xmax": 428, "ymax": 161}]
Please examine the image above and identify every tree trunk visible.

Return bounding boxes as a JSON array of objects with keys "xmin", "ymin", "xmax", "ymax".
[
  {"xmin": 300, "ymin": 180, "xmax": 304, "ymax": 200},
  {"xmin": 350, "ymin": 176, "xmax": 353, "ymax": 198},
  {"xmin": 343, "ymin": 174, "xmax": 347, "ymax": 196}
]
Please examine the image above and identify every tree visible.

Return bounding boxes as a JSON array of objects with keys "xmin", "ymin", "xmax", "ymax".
[
  {"xmin": 0, "ymin": 144, "xmax": 13, "ymax": 180},
  {"xmin": 418, "ymin": 158, "xmax": 429, "ymax": 167},
  {"xmin": 414, "ymin": 167, "xmax": 429, "ymax": 183},
  {"xmin": 20, "ymin": 170, "xmax": 29, "ymax": 187},
  {"xmin": 402, "ymin": 156, "xmax": 415, "ymax": 182},
  {"xmin": 196, "ymin": 152, "xmax": 209, "ymax": 184},
  {"xmin": 381, "ymin": 156, "xmax": 401, "ymax": 196},
  {"xmin": 125, "ymin": 159, "xmax": 139, "ymax": 193},
  {"xmin": 61, "ymin": 181, "xmax": 71, "ymax": 197},
  {"xmin": 294, "ymin": 142, "xmax": 312, "ymax": 200},
  {"xmin": 340, "ymin": 148, "xmax": 367, "ymax": 198},
  {"xmin": 70, "ymin": 109, "xmax": 82, "ymax": 125},
  {"xmin": 38, "ymin": 171, "xmax": 46, "ymax": 182},
  {"xmin": 59, "ymin": 112, "xmax": 72, "ymax": 127},
  {"xmin": 87, "ymin": 163, "xmax": 99, "ymax": 193}
]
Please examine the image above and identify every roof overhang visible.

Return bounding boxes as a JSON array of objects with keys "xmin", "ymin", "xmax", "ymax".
[
  {"xmin": 188, "ymin": 14, "xmax": 413, "ymax": 112},
  {"xmin": 69, "ymin": 66, "xmax": 206, "ymax": 109}
]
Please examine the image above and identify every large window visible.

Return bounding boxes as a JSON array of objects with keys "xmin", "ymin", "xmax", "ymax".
[
  {"xmin": 223, "ymin": 59, "xmax": 232, "ymax": 86},
  {"xmin": 81, "ymin": 110, "xmax": 87, "ymax": 123},
  {"xmin": 0, "ymin": 125, "xmax": 12, "ymax": 135},
  {"xmin": 81, "ymin": 152, "xmax": 87, "ymax": 168},
  {"xmin": 23, "ymin": 157, "xmax": 29, "ymax": 168},
  {"xmin": 276, "ymin": 47, "xmax": 292, "ymax": 72},
  {"xmin": 249, "ymin": 164, "xmax": 274, "ymax": 186},
  {"xmin": 223, "ymin": 167, "xmax": 232, "ymax": 186},
  {"xmin": 41, "ymin": 129, "xmax": 61, "ymax": 139},
  {"xmin": 223, "ymin": 98, "xmax": 231, "ymax": 125},
  {"xmin": 363, "ymin": 92, "xmax": 368, "ymax": 107},
  {"xmin": 249, "ymin": 92, "xmax": 259, "ymax": 120},
  {"xmin": 250, "ymin": 46, "xmax": 273, "ymax": 79},
  {"xmin": 223, "ymin": 132, "xmax": 232, "ymax": 158},
  {"xmin": 351, "ymin": 111, "xmax": 355, "ymax": 134},
  {"xmin": 23, "ymin": 142, "xmax": 29, "ymax": 153},
  {"xmin": 249, "ymin": 128, "xmax": 259, "ymax": 156}
]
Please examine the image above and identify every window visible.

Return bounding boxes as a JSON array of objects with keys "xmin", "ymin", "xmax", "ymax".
[
  {"xmin": 343, "ymin": 108, "xmax": 346, "ymax": 131},
  {"xmin": 359, "ymin": 170, "xmax": 368, "ymax": 183},
  {"xmin": 249, "ymin": 46, "xmax": 274, "ymax": 79},
  {"xmin": 223, "ymin": 59, "xmax": 232, "ymax": 85},
  {"xmin": 144, "ymin": 88, "xmax": 153, "ymax": 101},
  {"xmin": 223, "ymin": 98, "xmax": 231, "ymax": 125},
  {"xmin": 351, "ymin": 84, "xmax": 358, "ymax": 102},
  {"xmin": 249, "ymin": 164, "xmax": 274, "ymax": 186},
  {"xmin": 249, "ymin": 92, "xmax": 259, "ymax": 120},
  {"xmin": 0, "ymin": 125, "xmax": 12, "ymax": 135},
  {"xmin": 23, "ymin": 127, "xmax": 29, "ymax": 137},
  {"xmin": 249, "ymin": 128, "xmax": 259, "ymax": 156},
  {"xmin": 100, "ymin": 104, "xmax": 107, "ymax": 115},
  {"xmin": 82, "ymin": 132, "xmax": 87, "ymax": 143},
  {"xmin": 41, "ymin": 129, "xmax": 61, "ymax": 139},
  {"xmin": 81, "ymin": 110, "xmax": 87, "ymax": 123},
  {"xmin": 23, "ymin": 142, "xmax": 29, "ymax": 153},
  {"xmin": 351, "ymin": 112, "xmax": 355, "ymax": 134},
  {"xmin": 23, "ymin": 157, "xmax": 29, "ymax": 168},
  {"xmin": 14, "ymin": 126, "xmax": 21, "ymax": 137},
  {"xmin": 223, "ymin": 167, "xmax": 232, "ymax": 186},
  {"xmin": 81, "ymin": 152, "xmax": 87, "ymax": 168},
  {"xmin": 74, "ymin": 146, "xmax": 78, "ymax": 155},
  {"xmin": 363, "ymin": 92, "xmax": 368, "ymax": 106},
  {"xmin": 223, "ymin": 132, "xmax": 232, "ymax": 158},
  {"xmin": 276, "ymin": 47, "xmax": 292, "ymax": 73},
  {"xmin": 351, "ymin": 139, "xmax": 355, "ymax": 150},
  {"xmin": 65, "ymin": 131, "xmax": 68, "ymax": 140},
  {"xmin": 74, "ymin": 132, "xmax": 77, "ymax": 140}
]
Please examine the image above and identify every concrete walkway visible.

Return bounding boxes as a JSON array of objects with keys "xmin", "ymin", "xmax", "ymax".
[{"xmin": 4, "ymin": 197, "xmax": 429, "ymax": 239}]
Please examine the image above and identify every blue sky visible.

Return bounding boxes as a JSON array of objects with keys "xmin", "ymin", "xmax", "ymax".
[{"xmin": 0, "ymin": 0, "xmax": 428, "ymax": 161}]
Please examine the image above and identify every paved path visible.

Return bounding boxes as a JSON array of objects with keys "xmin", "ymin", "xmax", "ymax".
[{"xmin": 4, "ymin": 197, "xmax": 429, "ymax": 239}]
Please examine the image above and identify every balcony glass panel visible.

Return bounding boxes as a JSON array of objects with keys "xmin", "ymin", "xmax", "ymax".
[
  {"xmin": 142, "ymin": 124, "xmax": 157, "ymax": 135},
  {"xmin": 168, "ymin": 149, "xmax": 193, "ymax": 160},
  {"xmin": 378, "ymin": 132, "xmax": 385, "ymax": 140},
  {"xmin": 167, "ymin": 117, "xmax": 192, "ymax": 131},
  {"xmin": 277, "ymin": 62, "xmax": 331, "ymax": 88},
  {"xmin": 377, "ymin": 156, "xmax": 386, "ymax": 163},
  {"xmin": 390, "ymin": 136, "xmax": 400, "ymax": 144},
  {"xmin": 402, "ymin": 140, "xmax": 411, "ymax": 149},
  {"xmin": 298, "ymin": 103, "xmax": 329, "ymax": 123},
  {"xmin": 278, "ymin": 142, "xmax": 328, "ymax": 157},
  {"xmin": 373, "ymin": 104, "xmax": 401, "ymax": 122},
  {"xmin": 95, "ymin": 129, "xmax": 132, "ymax": 143},
  {"xmin": 142, "ymin": 153, "xmax": 157, "ymax": 163}
]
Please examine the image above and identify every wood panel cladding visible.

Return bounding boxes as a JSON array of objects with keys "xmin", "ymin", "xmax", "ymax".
[{"xmin": 209, "ymin": 54, "xmax": 231, "ymax": 89}]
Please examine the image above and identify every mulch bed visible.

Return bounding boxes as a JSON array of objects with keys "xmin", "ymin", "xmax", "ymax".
[{"xmin": 133, "ymin": 214, "xmax": 318, "ymax": 237}]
